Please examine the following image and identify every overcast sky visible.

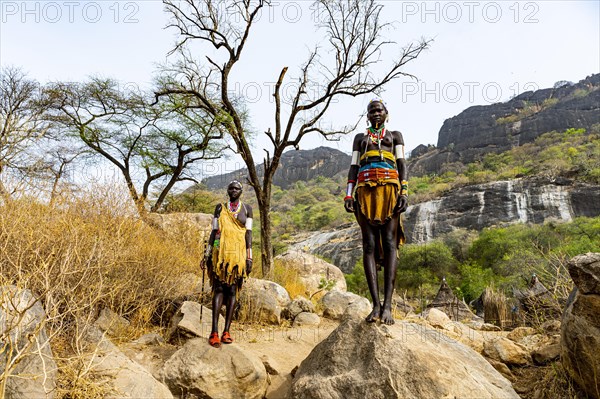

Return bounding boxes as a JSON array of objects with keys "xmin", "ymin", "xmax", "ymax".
[{"xmin": 1, "ymin": 0, "xmax": 599, "ymax": 177}]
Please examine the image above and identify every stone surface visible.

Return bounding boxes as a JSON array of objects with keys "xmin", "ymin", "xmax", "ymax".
[
  {"xmin": 320, "ymin": 290, "xmax": 370, "ymax": 320},
  {"xmin": 168, "ymin": 301, "xmax": 224, "ymax": 340},
  {"xmin": 568, "ymin": 252, "xmax": 600, "ymax": 294},
  {"xmin": 132, "ymin": 332, "xmax": 166, "ymax": 346},
  {"xmin": 94, "ymin": 307, "xmax": 130, "ymax": 336},
  {"xmin": 487, "ymin": 358, "xmax": 515, "ymax": 380},
  {"xmin": 532, "ymin": 343, "xmax": 561, "ymax": 365},
  {"xmin": 282, "ymin": 296, "xmax": 315, "ymax": 320},
  {"xmin": 0, "ymin": 286, "xmax": 57, "ymax": 399},
  {"xmin": 276, "ymin": 251, "xmax": 347, "ymax": 291},
  {"xmin": 161, "ymin": 338, "xmax": 268, "ymax": 399},
  {"xmin": 240, "ymin": 278, "xmax": 291, "ymax": 325},
  {"xmin": 483, "ymin": 337, "xmax": 531, "ymax": 366},
  {"xmin": 260, "ymin": 354, "xmax": 280, "ymax": 376},
  {"xmin": 84, "ymin": 326, "xmax": 174, "ymax": 399},
  {"xmin": 291, "ymin": 318, "xmax": 519, "ymax": 399},
  {"xmin": 293, "ymin": 312, "xmax": 321, "ymax": 328},
  {"xmin": 425, "ymin": 307, "xmax": 452, "ymax": 329},
  {"xmin": 561, "ymin": 253, "xmax": 600, "ymax": 399},
  {"xmin": 507, "ymin": 326, "xmax": 536, "ymax": 342}
]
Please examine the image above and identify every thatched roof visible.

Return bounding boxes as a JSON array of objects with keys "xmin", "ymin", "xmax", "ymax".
[{"xmin": 427, "ymin": 279, "xmax": 477, "ymax": 321}]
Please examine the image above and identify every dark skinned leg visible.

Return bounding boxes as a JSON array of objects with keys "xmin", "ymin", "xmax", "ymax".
[
  {"xmin": 380, "ymin": 214, "xmax": 399, "ymax": 325},
  {"xmin": 357, "ymin": 210, "xmax": 381, "ymax": 323},
  {"xmin": 211, "ymin": 282, "xmax": 224, "ymax": 334},
  {"xmin": 223, "ymin": 284, "xmax": 237, "ymax": 333}
]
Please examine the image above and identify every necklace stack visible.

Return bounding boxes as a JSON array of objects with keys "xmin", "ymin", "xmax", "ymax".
[
  {"xmin": 228, "ymin": 201, "xmax": 242, "ymax": 217},
  {"xmin": 367, "ymin": 126, "xmax": 386, "ymax": 144}
]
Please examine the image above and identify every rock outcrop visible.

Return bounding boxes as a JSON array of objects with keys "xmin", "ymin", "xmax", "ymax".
[
  {"xmin": 275, "ymin": 251, "xmax": 347, "ymax": 293},
  {"xmin": 161, "ymin": 338, "xmax": 268, "ymax": 399},
  {"xmin": 239, "ymin": 278, "xmax": 291, "ymax": 324},
  {"xmin": 291, "ymin": 318, "xmax": 519, "ymax": 399},
  {"xmin": 201, "ymin": 147, "xmax": 350, "ymax": 190},
  {"xmin": 561, "ymin": 253, "xmax": 600, "ymax": 399},
  {"xmin": 0, "ymin": 286, "xmax": 57, "ymax": 399},
  {"xmin": 410, "ymin": 74, "xmax": 600, "ymax": 175},
  {"xmin": 84, "ymin": 326, "xmax": 174, "ymax": 399},
  {"xmin": 319, "ymin": 290, "xmax": 370, "ymax": 320}
]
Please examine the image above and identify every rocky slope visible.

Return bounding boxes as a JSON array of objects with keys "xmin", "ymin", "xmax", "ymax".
[
  {"xmin": 410, "ymin": 74, "xmax": 600, "ymax": 176},
  {"xmin": 293, "ymin": 177, "xmax": 600, "ymax": 273},
  {"xmin": 201, "ymin": 146, "xmax": 350, "ymax": 190}
]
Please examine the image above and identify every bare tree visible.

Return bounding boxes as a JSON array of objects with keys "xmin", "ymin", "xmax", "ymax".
[
  {"xmin": 159, "ymin": 0, "xmax": 431, "ymax": 275},
  {"xmin": 43, "ymin": 77, "xmax": 226, "ymax": 219},
  {"xmin": 0, "ymin": 66, "xmax": 49, "ymax": 200}
]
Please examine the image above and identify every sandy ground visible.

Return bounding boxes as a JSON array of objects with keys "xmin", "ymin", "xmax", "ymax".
[{"xmin": 231, "ymin": 318, "xmax": 340, "ymax": 398}]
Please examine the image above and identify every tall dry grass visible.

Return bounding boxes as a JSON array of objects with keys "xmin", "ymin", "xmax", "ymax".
[{"xmin": 0, "ymin": 190, "xmax": 204, "ymax": 396}]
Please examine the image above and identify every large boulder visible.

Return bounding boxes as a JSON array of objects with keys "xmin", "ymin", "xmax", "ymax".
[
  {"xmin": 161, "ymin": 338, "xmax": 268, "ymax": 399},
  {"xmin": 239, "ymin": 278, "xmax": 291, "ymax": 324},
  {"xmin": 275, "ymin": 251, "xmax": 347, "ymax": 295},
  {"xmin": 291, "ymin": 318, "xmax": 519, "ymax": 399},
  {"xmin": 561, "ymin": 252, "xmax": 600, "ymax": 399},
  {"xmin": 84, "ymin": 327, "xmax": 174, "ymax": 399},
  {"xmin": 319, "ymin": 290, "xmax": 370, "ymax": 320},
  {"xmin": 0, "ymin": 286, "xmax": 57, "ymax": 399}
]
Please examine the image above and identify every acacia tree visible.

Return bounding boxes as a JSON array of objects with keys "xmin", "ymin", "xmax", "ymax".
[
  {"xmin": 159, "ymin": 0, "xmax": 430, "ymax": 275},
  {"xmin": 0, "ymin": 67, "xmax": 49, "ymax": 199},
  {"xmin": 44, "ymin": 77, "xmax": 226, "ymax": 219}
]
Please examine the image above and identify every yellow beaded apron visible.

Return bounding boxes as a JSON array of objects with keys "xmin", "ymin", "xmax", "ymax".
[{"xmin": 211, "ymin": 204, "xmax": 248, "ymax": 289}]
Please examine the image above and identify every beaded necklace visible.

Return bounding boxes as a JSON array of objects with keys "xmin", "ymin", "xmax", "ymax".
[
  {"xmin": 367, "ymin": 125, "xmax": 386, "ymax": 160},
  {"xmin": 228, "ymin": 201, "xmax": 242, "ymax": 217},
  {"xmin": 367, "ymin": 126, "xmax": 386, "ymax": 144}
]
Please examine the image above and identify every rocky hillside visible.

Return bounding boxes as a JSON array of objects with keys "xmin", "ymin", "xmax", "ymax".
[
  {"xmin": 410, "ymin": 74, "xmax": 600, "ymax": 176},
  {"xmin": 201, "ymin": 147, "xmax": 350, "ymax": 190}
]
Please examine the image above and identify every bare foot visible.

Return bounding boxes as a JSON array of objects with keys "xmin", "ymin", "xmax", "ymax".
[
  {"xmin": 365, "ymin": 305, "xmax": 381, "ymax": 323},
  {"xmin": 380, "ymin": 308, "xmax": 395, "ymax": 325}
]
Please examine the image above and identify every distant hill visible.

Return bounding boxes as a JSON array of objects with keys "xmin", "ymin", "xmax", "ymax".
[
  {"xmin": 200, "ymin": 146, "xmax": 351, "ymax": 190},
  {"xmin": 410, "ymin": 73, "xmax": 600, "ymax": 176}
]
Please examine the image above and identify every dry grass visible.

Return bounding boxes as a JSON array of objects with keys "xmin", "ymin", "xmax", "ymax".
[
  {"xmin": 483, "ymin": 286, "xmax": 511, "ymax": 329},
  {"xmin": 0, "ymin": 192, "xmax": 203, "ymax": 396}
]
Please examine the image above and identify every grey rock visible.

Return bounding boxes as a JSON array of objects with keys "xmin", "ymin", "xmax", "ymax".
[
  {"xmin": 94, "ymin": 307, "xmax": 130, "ymax": 336},
  {"xmin": 275, "ymin": 251, "xmax": 347, "ymax": 291},
  {"xmin": 293, "ymin": 312, "xmax": 321, "ymax": 328},
  {"xmin": 561, "ymin": 253, "xmax": 600, "ymax": 399},
  {"xmin": 282, "ymin": 296, "xmax": 315, "ymax": 320},
  {"xmin": 161, "ymin": 338, "xmax": 268, "ymax": 399},
  {"xmin": 291, "ymin": 318, "xmax": 519, "ymax": 399},
  {"xmin": 483, "ymin": 337, "xmax": 531, "ymax": 366},
  {"xmin": 532, "ymin": 343, "xmax": 561, "ymax": 365},
  {"xmin": 0, "ymin": 286, "xmax": 57, "ymax": 399},
  {"xmin": 320, "ymin": 290, "xmax": 370, "ymax": 320},
  {"xmin": 83, "ymin": 328, "xmax": 174, "ymax": 399},
  {"xmin": 240, "ymin": 278, "xmax": 291, "ymax": 325}
]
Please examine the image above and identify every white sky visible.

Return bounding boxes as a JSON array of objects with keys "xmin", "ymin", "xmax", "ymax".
[{"xmin": 1, "ymin": 0, "xmax": 599, "ymax": 178}]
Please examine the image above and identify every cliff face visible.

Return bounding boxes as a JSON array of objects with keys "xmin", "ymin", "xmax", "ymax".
[
  {"xmin": 292, "ymin": 178, "xmax": 600, "ymax": 273},
  {"xmin": 201, "ymin": 147, "xmax": 350, "ymax": 190},
  {"xmin": 410, "ymin": 74, "xmax": 600, "ymax": 176}
]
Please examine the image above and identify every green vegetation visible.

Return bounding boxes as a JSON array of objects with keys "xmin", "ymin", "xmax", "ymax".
[{"xmin": 345, "ymin": 217, "xmax": 600, "ymax": 302}]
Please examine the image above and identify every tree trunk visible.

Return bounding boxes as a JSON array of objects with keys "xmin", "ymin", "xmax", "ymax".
[{"xmin": 258, "ymin": 194, "xmax": 274, "ymax": 277}]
